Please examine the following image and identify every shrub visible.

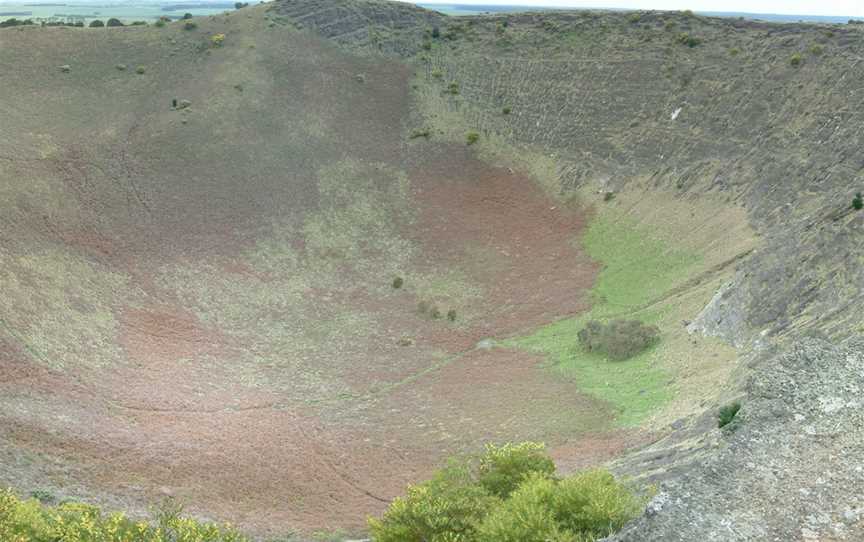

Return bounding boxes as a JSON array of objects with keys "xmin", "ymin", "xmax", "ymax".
[
  {"xmin": 676, "ymin": 32, "xmax": 701, "ymax": 47},
  {"xmin": 184, "ymin": 20, "xmax": 197, "ymax": 30},
  {"xmin": 155, "ymin": 19, "xmax": 166, "ymax": 27},
  {"xmin": 447, "ymin": 309, "xmax": 457, "ymax": 322},
  {"xmin": 409, "ymin": 128, "xmax": 430, "ymax": 139},
  {"xmin": 718, "ymin": 401, "xmax": 741, "ymax": 429},
  {"xmin": 392, "ymin": 276, "xmax": 404, "ymax": 289},
  {"xmin": 448, "ymin": 81, "xmax": 460, "ymax": 95},
  {"xmin": 106, "ymin": 18, "xmax": 123, "ymax": 27},
  {"xmin": 0, "ymin": 18, "xmax": 35, "ymax": 27},
  {"xmin": 853, "ymin": 192, "xmax": 863, "ymax": 210},
  {"xmin": 211, "ymin": 33, "xmax": 226, "ymax": 46},
  {"xmin": 89, "ymin": 19, "xmax": 104, "ymax": 28},
  {"xmin": 431, "ymin": 25, "xmax": 440, "ymax": 38},
  {"xmin": 28, "ymin": 490, "xmax": 54, "ymax": 504},
  {"xmin": 131, "ymin": 21, "xmax": 148, "ymax": 26},
  {"xmin": 136, "ymin": 65, "xmax": 146, "ymax": 74},
  {"xmin": 371, "ymin": 444, "xmax": 643, "ymax": 542},
  {"xmin": 810, "ymin": 44, "xmax": 824, "ymax": 55},
  {"xmin": 502, "ymin": 106, "xmax": 511, "ymax": 115},
  {"xmin": 790, "ymin": 53, "xmax": 802, "ymax": 67},
  {"xmin": 577, "ymin": 319, "xmax": 660, "ymax": 361},
  {"xmin": 551, "ymin": 469, "xmax": 645, "ymax": 537},
  {"xmin": 466, "ymin": 131, "xmax": 480, "ymax": 145},
  {"xmin": 477, "ymin": 442, "xmax": 556, "ymax": 499},
  {"xmin": 475, "ymin": 474, "xmax": 566, "ymax": 542},
  {"xmin": 183, "ymin": 12, "xmax": 193, "ymax": 19},
  {"xmin": 729, "ymin": 47, "xmax": 740, "ymax": 56},
  {"xmin": 0, "ymin": 489, "xmax": 248, "ymax": 542},
  {"xmin": 431, "ymin": 69, "xmax": 443, "ymax": 79},
  {"xmin": 368, "ymin": 462, "xmax": 498, "ymax": 542},
  {"xmin": 421, "ymin": 40, "xmax": 431, "ymax": 50}
]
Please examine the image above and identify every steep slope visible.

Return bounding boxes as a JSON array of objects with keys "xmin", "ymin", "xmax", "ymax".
[
  {"xmin": 2, "ymin": 1, "xmax": 863, "ymax": 539},
  {"xmin": 267, "ymin": 2, "xmax": 864, "ymax": 540}
]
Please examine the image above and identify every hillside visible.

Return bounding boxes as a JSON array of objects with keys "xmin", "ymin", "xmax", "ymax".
[{"xmin": 1, "ymin": 1, "xmax": 863, "ymax": 540}]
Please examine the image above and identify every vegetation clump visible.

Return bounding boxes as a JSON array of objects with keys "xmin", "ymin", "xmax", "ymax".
[
  {"xmin": 577, "ymin": 319, "xmax": 660, "ymax": 361},
  {"xmin": 0, "ymin": 490, "xmax": 248, "ymax": 542},
  {"xmin": 0, "ymin": 18, "xmax": 35, "ymax": 28},
  {"xmin": 392, "ymin": 276, "xmax": 404, "ymax": 289},
  {"xmin": 676, "ymin": 32, "xmax": 702, "ymax": 47},
  {"xmin": 184, "ymin": 20, "xmax": 198, "ymax": 30},
  {"xmin": 718, "ymin": 401, "xmax": 742, "ymax": 429},
  {"xmin": 369, "ymin": 442, "xmax": 644, "ymax": 542},
  {"xmin": 106, "ymin": 18, "xmax": 124, "ymax": 27},
  {"xmin": 89, "ymin": 19, "xmax": 105, "ymax": 28},
  {"xmin": 409, "ymin": 128, "xmax": 431, "ymax": 139},
  {"xmin": 211, "ymin": 33, "xmax": 226, "ymax": 47},
  {"xmin": 466, "ymin": 131, "xmax": 480, "ymax": 145},
  {"xmin": 790, "ymin": 53, "xmax": 803, "ymax": 67},
  {"xmin": 852, "ymin": 192, "xmax": 863, "ymax": 210}
]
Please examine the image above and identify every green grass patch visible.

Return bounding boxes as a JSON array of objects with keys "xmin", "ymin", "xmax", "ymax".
[{"xmin": 507, "ymin": 215, "xmax": 702, "ymax": 426}]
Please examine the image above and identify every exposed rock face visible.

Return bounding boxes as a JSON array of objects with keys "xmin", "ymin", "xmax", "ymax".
[{"xmin": 609, "ymin": 338, "xmax": 864, "ymax": 541}]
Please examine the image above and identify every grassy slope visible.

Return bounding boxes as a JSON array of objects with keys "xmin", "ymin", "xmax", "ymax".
[{"xmin": 506, "ymin": 214, "xmax": 700, "ymax": 426}]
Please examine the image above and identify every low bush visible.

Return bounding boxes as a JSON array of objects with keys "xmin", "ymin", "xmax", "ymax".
[
  {"xmin": 370, "ymin": 442, "xmax": 643, "ymax": 542},
  {"xmin": 106, "ymin": 18, "xmax": 123, "ymax": 27},
  {"xmin": 89, "ymin": 19, "xmax": 105, "ymax": 28},
  {"xmin": 447, "ymin": 309, "xmax": 457, "ymax": 322},
  {"xmin": 183, "ymin": 12, "xmax": 193, "ymax": 19},
  {"xmin": 577, "ymin": 319, "xmax": 659, "ymax": 361},
  {"xmin": 790, "ymin": 53, "xmax": 803, "ymax": 67},
  {"xmin": 502, "ymin": 106, "xmax": 511, "ymax": 115},
  {"xmin": 392, "ymin": 276, "xmax": 404, "ymax": 289},
  {"xmin": 184, "ymin": 20, "xmax": 197, "ymax": 30},
  {"xmin": 155, "ymin": 19, "xmax": 166, "ymax": 27},
  {"xmin": 0, "ymin": 18, "xmax": 35, "ymax": 27},
  {"xmin": 718, "ymin": 401, "xmax": 741, "ymax": 429},
  {"xmin": 0, "ymin": 489, "xmax": 247, "ymax": 542},
  {"xmin": 478, "ymin": 442, "xmax": 556, "ymax": 499},
  {"xmin": 853, "ymin": 192, "xmax": 863, "ymax": 210},
  {"xmin": 466, "ymin": 131, "xmax": 480, "ymax": 145},
  {"xmin": 676, "ymin": 32, "xmax": 702, "ymax": 47}
]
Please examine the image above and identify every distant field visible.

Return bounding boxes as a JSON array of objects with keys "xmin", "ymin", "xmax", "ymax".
[
  {"xmin": 0, "ymin": 2, "xmax": 253, "ymax": 23},
  {"xmin": 415, "ymin": 3, "xmax": 862, "ymax": 23}
]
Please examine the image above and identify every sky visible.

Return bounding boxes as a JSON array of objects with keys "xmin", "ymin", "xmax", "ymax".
[{"xmin": 404, "ymin": 0, "xmax": 864, "ymax": 17}]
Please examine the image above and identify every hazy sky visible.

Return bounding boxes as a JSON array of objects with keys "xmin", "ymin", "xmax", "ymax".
[{"xmin": 407, "ymin": 0, "xmax": 863, "ymax": 17}]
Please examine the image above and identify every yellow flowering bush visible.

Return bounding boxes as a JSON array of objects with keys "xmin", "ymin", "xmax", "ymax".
[
  {"xmin": 0, "ymin": 489, "xmax": 247, "ymax": 542},
  {"xmin": 210, "ymin": 33, "xmax": 225, "ymax": 47}
]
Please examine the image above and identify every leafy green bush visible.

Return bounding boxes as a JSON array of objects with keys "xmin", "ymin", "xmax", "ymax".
[
  {"xmin": 466, "ymin": 131, "xmax": 480, "ymax": 145},
  {"xmin": 447, "ymin": 309, "xmax": 457, "ymax": 322},
  {"xmin": 184, "ymin": 20, "xmax": 197, "ymax": 30},
  {"xmin": 809, "ymin": 44, "xmax": 824, "ymax": 55},
  {"xmin": 790, "ymin": 53, "xmax": 803, "ymax": 67},
  {"xmin": 852, "ymin": 192, "xmax": 863, "ymax": 210},
  {"xmin": 106, "ymin": 18, "xmax": 123, "ymax": 27},
  {"xmin": 477, "ymin": 442, "xmax": 556, "ymax": 499},
  {"xmin": 718, "ymin": 401, "xmax": 741, "ymax": 429},
  {"xmin": 370, "ymin": 443, "xmax": 643, "ymax": 542},
  {"xmin": 89, "ymin": 19, "xmax": 104, "ymax": 28},
  {"xmin": 155, "ymin": 19, "xmax": 166, "ymax": 27},
  {"xmin": 577, "ymin": 319, "xmax": 660, "ymax": 361},
  {"xmin": 502, "ymin": 106, "xmax": 511, "ymax": 115},
  {"xmin": 368, "ymin": 461, "xmax": 498, "ymax": 542},
  {"xmin": 392, "ymin": 276, "xmax": 404, "ymax": 289},
  {"xmin": 0, "ymin": 489, "xmax": 247, "ymax": 542}
]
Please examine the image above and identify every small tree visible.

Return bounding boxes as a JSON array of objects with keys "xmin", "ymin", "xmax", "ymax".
[
  {"xmin": 89, "ymin": 19, "xmax": 104, "ymax": 28},
  {"xmin": 853, "ymin": 192, "xmax": 863, "ymax": 210},
  {"xmin": 183, "ymin": 12, "xmax": 193, "ymax": 19},
  {"xmin": 106, "ymin": 18, "xmax": 123, "ymax": 27}
]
